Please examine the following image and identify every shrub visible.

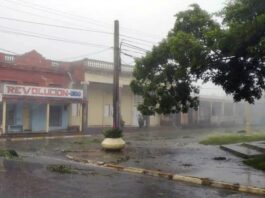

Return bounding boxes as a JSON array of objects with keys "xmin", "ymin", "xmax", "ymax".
[
  {"xmin": 47, "ymin": 164, "xmax": 77, "ymax": 174},
  {"xmin": 0, "ymin": 149, "xmax": 19, "ymax": 159},
  {"xmin": 103, "ymin": 128, "xmax": 123, "ymax": 138}
]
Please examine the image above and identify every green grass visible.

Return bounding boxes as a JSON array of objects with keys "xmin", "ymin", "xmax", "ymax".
[
  {"xmin": 200, "ymin": 133, "xmax": 265, "ymax": 145},
  {"xmin": 47, "ymin": 164, "xmax": 77, "ymax": 174},
  {"xmin": 0, "ymin": 149, "xmax": 19, "ymax": 159},
  {"xmin": 243, "ymin": 156, "xmax": 265, "ymax": 171}
]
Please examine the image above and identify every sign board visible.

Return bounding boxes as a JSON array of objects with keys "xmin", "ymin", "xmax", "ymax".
[{"xmin": 3, "ymin": 84, "xmax": 83, "ymax": 99}]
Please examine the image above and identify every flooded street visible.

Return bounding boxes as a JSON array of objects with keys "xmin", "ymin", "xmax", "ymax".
[
  {"xmin": 0, "ymin": 157, "xmax": 260, "ymax": 198},
  {"xmin": 0, "ymin": 127, "xmax": 263, "ymax": 197}
]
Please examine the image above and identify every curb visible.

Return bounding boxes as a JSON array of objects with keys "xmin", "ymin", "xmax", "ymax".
[
  {"xmin": 66, "ymin": 154, "xmax": 265, "ymax": 196},
  {"xmin": 0, "ymin": 135, "xmax": 91, "ymax": 142}
]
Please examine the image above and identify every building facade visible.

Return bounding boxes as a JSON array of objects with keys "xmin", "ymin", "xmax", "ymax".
[
  {"xmin": 0, "ymin": 50, "xmax": 160, "ymax": 135},
  {"xmin": 0, "ymin": 50, "xmax": 84, "ymax": 134},
  {"xmin": 83, "ymin": 59, "xmax": 160, "ymax": 128}
]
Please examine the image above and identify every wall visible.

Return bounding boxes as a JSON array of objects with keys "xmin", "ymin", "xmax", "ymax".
[
  {"xmin": 68, "ymin": 103, "xmax": 82, "ymax": 129},
  {"xmin": 85, "ymin": 71, "xmax": 132, "ymax": 87},
  {"xmin": 120, "ymin": 86, "xmax": 133, "ymax": 126},
  {"xmin": 87, "ymin": 83, "xmax": 135, "ymax": 127},
  {"xmin": 87, "ymin": 85, "xmax": 105, "ymax": 126}
]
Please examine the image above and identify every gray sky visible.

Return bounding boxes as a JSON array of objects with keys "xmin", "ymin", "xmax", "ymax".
[{"xmin": 0, "ymin": 0, "xmax": 227, "ymax": 63}]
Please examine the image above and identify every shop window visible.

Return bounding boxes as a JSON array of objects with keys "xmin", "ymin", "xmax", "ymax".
[
  {"xmin": 49, "ymin": 105, "xmax": 62, "ymax": 127},
  {"xmin": 224, "ymin": 103, "xmax": 233, "ymax": 116},
  {"xmin": 104, "ymin": 104, "xmax": 113, "ymax": 117},
  {"xmin": 7, "ymin": 104, "xmax": 16, "ymax": 125},
  {"xmin": 212, "ymin": 102, "xmax": 222, "ymax": 116}
]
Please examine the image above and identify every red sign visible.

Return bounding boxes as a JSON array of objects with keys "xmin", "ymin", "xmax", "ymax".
[{"xmin": 3, "ymin": 84, "xmax": 83, "ymax": 99}]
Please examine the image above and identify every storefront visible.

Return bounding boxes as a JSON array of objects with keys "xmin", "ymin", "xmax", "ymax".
[{"xmin": 0, "ymin": 84, "xmax": 84, "ymax": 134}]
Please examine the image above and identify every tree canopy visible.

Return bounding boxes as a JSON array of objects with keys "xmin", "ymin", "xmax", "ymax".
[{"xmin": 130, "ymin": 0, "xmax": 265, "ymax": 115}]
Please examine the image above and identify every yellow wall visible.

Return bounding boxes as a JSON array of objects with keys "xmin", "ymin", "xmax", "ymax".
[
  {"xmin": 85, "ymin": 72, "xmax": 132, "ymax": 86},
  {"xmin": 87, "ymin": 85, "xmax": 105, "ymax": 126},
  {"xmin": 85, "ymin": 70, "xmax": 161, "ymax": 128},
  {"xmin": 120, "ymin": 87, "xmax": 133, "ymax": 126},
  {"xmin": 69, "ymin": 104, "xmax": 82, "ymax": 130},
  {"xmin": 87, "ymin": 84, "xmax": 134, "ymax": 127}
]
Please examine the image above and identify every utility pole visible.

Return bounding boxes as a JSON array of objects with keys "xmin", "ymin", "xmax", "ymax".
[{"xmin": 113, "ymin": 20, "xmax": 120, "ymax": 128}]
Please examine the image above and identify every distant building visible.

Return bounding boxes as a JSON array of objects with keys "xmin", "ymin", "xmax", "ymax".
[{"xmin": 162, "ymin": 95, "xmax": 265, "ymax": 128}]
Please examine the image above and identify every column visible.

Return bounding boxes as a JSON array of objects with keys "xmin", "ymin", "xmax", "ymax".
[
  {"xmin": 2, "ymin": 101, "xmax": 6, "ymax": 134},
  {"xmin": 77, "ymin": 104, "xmax": 82, "ymax": 132},
  {"xmin": 46, "ymin": 103, "xmax": 50, "ymax": 133}
]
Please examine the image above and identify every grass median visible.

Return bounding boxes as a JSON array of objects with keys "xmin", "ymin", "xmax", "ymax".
[{"xmin": 200, "ymin": 133, "xmax": 265, "ymax": 145}]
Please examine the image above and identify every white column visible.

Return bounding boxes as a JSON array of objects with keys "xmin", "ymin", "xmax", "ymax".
[
  {"xmin": 46, "ymin": 103, "xmax": 50, "ymax": 133},
  {"xmin": 2, "ymin": 100, "xmax": 6, "ymax": 134}
]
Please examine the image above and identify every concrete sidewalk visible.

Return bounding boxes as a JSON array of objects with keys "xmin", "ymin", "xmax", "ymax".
[{"xmin": 0, "ymin": 131, "xmax": 91, "ymax": 142}]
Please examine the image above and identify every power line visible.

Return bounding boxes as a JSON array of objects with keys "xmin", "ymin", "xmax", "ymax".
[
  {"xmin": 0, "ymin": 47, "xmax": 18, "ymax": 54},
  {"xmin": 122, "ymin": 43, "xmax": 150, "ymax": 52},
  {"xmin": 122, "ymin": 39, "xmax": 155, "ymax": 47},
  {"xmin": 0, "ymin": 16, "xmax": 113, "ymax": 35},
  {"xmin": 121, "ymin": 48, "xmax": 146, "ymax": 55},
  {"xmin": 121, "ymin": 59, "xmax": 134, "ymax": 66},
  {"xmin": 121, "ymin": 52, "xmax": 140, "ymax": 59},
  {"xmin": 1, "ymin": 0, "xmax": 160, "ymax": 45},
  {"xmin": 61, "ymin": 47, "xmax": 112, "ymax": 61},
  {"xmin": 0, "ymin": 26, "xmax": 111, "ymax": 48},
  {"xmin": 0, "ymin": 4, "xmax": 158, "ymax": 45},
  {"xmin": 0, "ymin": 3, "xmax": 84, "ymax": 28},
  {"xmin": 6, "ymin": 0, "xmax": 163, "ymax": 40},
  {"xmin": 121, "ymin": 34, "xmax": 157, "ymax": 44},
  {"xmin": 2, "ymin": 0, "xmax": 112, "ymax": 30}
]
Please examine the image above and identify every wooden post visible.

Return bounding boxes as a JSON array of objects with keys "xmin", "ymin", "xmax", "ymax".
[
  {"xmin": 82, "ymin": 83, "xmax": 88, "ymax": 132},
  {"xmin": 113, "ymin": 20, "xmax": 120, "ymax": 129}
]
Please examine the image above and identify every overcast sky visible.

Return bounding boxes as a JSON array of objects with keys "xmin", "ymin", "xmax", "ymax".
[
  {"xmin": 0, "ymin": 0, "xmax": 228, "ymax": 96},
  {"xmin": 0, "ymin": 0, "xmax": 227, "ymax": 61}
]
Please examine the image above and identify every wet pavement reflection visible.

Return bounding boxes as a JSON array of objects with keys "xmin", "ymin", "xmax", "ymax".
[{"xmin": 0, "ymin": 127, "xmax": 264, "ymax": 197}]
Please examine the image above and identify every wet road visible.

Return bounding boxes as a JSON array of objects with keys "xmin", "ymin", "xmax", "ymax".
[
  {"xmin": 0, "ymin": 157, "xmax": 261, "ymax": 198},
  {"xmin": 0, "ymin": 127, "xmax": 264, "ymax": 197}
]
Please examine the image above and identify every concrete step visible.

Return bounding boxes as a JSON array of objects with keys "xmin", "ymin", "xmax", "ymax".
[
  {"xmin": 242, "ymin": 141, "xmax": 265, "ymax": 153},
  {"xmin": 220, "ymin": 144, "xmax": 265, "ymax": 159}
]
